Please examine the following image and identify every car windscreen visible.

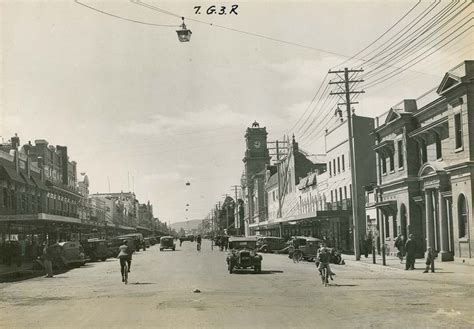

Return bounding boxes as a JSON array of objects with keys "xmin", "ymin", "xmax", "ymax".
[{"xmin": 231, "ymin": 241, "xmax": 256, "ymax": 249}]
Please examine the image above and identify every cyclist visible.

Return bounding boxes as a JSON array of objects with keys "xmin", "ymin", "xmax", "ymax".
[
  {"xmin": 118, "ymin": 240, "xmax": 131, "ymax": 282},
  {"xmin": 316, "ymin": 244, "xmax": 334, "ymax": 281},
  {"xmin": 196, "ymin": 234, "xmax": 202, "ymax": 252}
]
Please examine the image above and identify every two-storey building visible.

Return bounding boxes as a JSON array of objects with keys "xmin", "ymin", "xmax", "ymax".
[{"xmin": 371, "ymin": 61, "xmax": 474, "ymax": 260}]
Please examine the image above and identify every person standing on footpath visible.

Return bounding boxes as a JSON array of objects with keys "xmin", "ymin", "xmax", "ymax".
[
  {"xmin": 394, "ymin": 235, "xmax": 405, "ymax": 264},
  {"xmin": 43, "ymin": 241, "xmax": 54, "ymax": 278},
  {"xmin": 404, "ymin": 234, "xmax": 416, "ymax": 270},
  {"xmin": 423, "ymin": 247, "xmax": 436, "ymax": 273}
]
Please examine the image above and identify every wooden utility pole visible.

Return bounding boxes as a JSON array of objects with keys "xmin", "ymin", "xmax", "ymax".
[
  {"xmin": 268, "ymin": 140, "xmax": 289, "ymax": 219},
  {"xmin": 231, "ymin": 185, "xmax": 240, "ymax": 235},
  {"xmin": 329, "ymin": 67, "xmax": 364, "ymax": 261}
]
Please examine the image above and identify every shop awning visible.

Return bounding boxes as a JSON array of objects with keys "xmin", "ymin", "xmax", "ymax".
[
  {"xmin": 46, "ymin": 180, "xmax": 83, "ymax": 199},
  {"xmin": 31, "ymin": 173, "xmax": 49, "ymax": 191},
  {"xmin": 20, "ymin": 172, "xmax": 35, "ymax": 187},
  {"xmin": 0, "ymin": 164, "xmax": 25, "ymax": 185}
]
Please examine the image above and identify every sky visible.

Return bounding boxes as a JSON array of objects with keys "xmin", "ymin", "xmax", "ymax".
[{"xmin": 1, "ymin": 0, "xmax": 472, "ymax": 223}]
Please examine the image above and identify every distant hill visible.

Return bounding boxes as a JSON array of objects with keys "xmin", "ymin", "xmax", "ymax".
[{"xmin": 170, "ymin": 219, "xmax": 202, "ymax": 232}]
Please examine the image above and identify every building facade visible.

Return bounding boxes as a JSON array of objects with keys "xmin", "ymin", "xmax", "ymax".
[{"xmin": 371, "ymin": 61, "xmax": 474, "ymax": 260}]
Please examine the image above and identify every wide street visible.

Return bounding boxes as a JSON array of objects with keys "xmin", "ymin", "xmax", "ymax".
[{"xmin": 0, "ymin": 240, "xmax": 473, "ymax": 329}]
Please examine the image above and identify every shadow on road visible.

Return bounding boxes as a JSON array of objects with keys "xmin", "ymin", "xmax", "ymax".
[
  {"xmin": 131, "ymin": 282, "xmax": 156, "ymax": 285},
  {"xmin": 232, "ymin": 270, "xmax": 284, "ymax": 275},
  {"xmin": 329, "ymin": 283, "xmax": 359, "ymax": 287}
]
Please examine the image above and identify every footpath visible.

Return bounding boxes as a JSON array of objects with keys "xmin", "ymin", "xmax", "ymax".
[
  {"xmin": 342, "ymin": 252, "xmax": 474, "ymax": 275},
  {"xmin": 0, "ymin": 261, "xmax": 38, "ymax": 282}
]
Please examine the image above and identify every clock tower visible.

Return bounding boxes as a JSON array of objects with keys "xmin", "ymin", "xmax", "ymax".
[{"xmin": 242, "ymin": 121, "xmax": 270, "ymax": 234}]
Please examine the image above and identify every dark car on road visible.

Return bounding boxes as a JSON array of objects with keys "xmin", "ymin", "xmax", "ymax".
[
  {"xmin": 256, "ymin": 236, "xmax": 286, "ymax": 253},
  {"xmin": 226, "ymin": 237, "xmax": 262, "ymax": 274},
  {"xmin": 160, "ymin": 236, "xmax": 176, "ymax": 251},
  {"xmin": 288, "ymin": 236, "xmax": 322, "ymax": 261},
  {"xmin": 82, "ymin": 238, "xmax": 109, "ymax": 262}
]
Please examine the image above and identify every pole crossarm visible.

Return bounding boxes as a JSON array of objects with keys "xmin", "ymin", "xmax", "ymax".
[
  {"xmin": 330, "ymin": 91, "xmax": 365, "ymax": 95},
  {"xmin": 338, "ymin": 102, "xmax": 359, "ymax": 105},
  {"xmin": 328, "ymin": 69, "xmax": 364, "ymax": 74},
  {"xmin": 328, "ymin": 80, "xmax": 364, "ymax": 84}
]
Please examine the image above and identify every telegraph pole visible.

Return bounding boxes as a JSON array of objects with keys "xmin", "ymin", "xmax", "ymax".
[
  {"xmin": 329, "ymin": 67, "xmax": 364, "ymax": 261},
  {"xmin": 231, "ymin": 185, "xmax": 240, "ymax": 235},
  {"xmin": 268, "ymin": 140, "xmax": 288, "ymax": 219}
]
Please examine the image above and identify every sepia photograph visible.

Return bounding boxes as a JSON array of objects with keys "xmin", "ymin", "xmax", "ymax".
[{"xmin": 0, "ymin": 0, "xmax": 473, "ymax": 328}]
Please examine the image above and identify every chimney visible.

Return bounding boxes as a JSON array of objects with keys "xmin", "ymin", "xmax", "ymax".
[
  {"xmin": 402, "ymin": 99, "xmax": 417, "ymax": 112},
  {"xmin": 38, "ymin": 156, "xmax": 44, "ymax": 180},
  {"xmin": 26, "ymin": 150, "xmax": 31, "ymax": 178},
  {"xmin": 14, "ymin": 149, "xmax": 19, "ymax": 172},
  {"xmin": 292, "ymin": 134, "xmax": 299, "ymax": 152},
  {"xmin": 56, "ymin": 145, "xmax": 68, "ymax": 186},
  {"xmin": 11, "ymin": 133, "xmax": 20, "ymax": 150}
]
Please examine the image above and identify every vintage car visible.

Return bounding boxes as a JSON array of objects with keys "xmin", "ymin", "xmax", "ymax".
[
  {"xmin": 108, "ymin": 236, "xmax": 136, "ymax": 257},
  {"xmin": 179, "ymin": 234, "xmax": 195, "ymax": 242},
  {"xmin": 59, "ymin": 241, "xmax": 87, "ymax": 267},
  {"xmin": 82, "ymin": 239, "xmax": 109, "ymax": 262},
  {"xmin": 119, "ymin": 233, "xmax": 145, "ymax": 251},
  {"xmin": 256, "ymin": 236, "xmax": 286, "ymax": 253},
  {"xmin": 288, "ymin": 236, "xmax": 322, "ymax": 261},
  {"xmin": 160, "ymin": 236, "xmax": 176, "ymax": 251},
  {"xmin": 143, "ymin": 237, "xmax": 151, "ymax": 248},
  {"xmin": 226, "ymin": 237, "xmax": 262, "ymax": 274}
]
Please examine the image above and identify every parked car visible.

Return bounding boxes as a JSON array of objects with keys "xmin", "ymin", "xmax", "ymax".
[
  {"xmin": 108, "ymin": 236, "xmax": 136, "ymax": 257},
  {"xmin": 149, "ymin": 237, "xmax": 157, "ymax": 245},
  {"xmin": 143, "ymin": 237, "xmax": 151, "ymax": 248},
  {"xmin": 117, "ymin": 233, "xmax": 143, "ymax": 251},
  {"xmin": 160, "ymin": 236, "xmax": 176, "ymax": 251},
  {"xmin": 82, "ymin": 239, "xmax": 109, "ymax": 262},
  {"xmin": 288, "ymin": 236, "xmax": 322, "ymax": 261},
  {"xmin": 256, "ymin": 236, "xmax": 286, "ymax": 253},
  {"xmin": 226, "ymin": 237, "xmax": 262, "ymax": 274}
]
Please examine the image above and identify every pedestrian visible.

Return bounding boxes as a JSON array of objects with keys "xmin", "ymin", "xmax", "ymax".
[
  {"xmin": 423, "ymin": 247, "xmax": 436, "ymax": 273},
  {"xmin": 395, "ymin": 234, "xmax": 405, "ymax": 263},
  {"xmin": 363, "ymin": 234, "xmax": 371, "ymax": 258},
  {"xmin": 404, "ymin": 234, "xmax": 416, "ymax": 270},
  {"xmin": 43, "ymin": 241, "xmax": 54, "ymax": 278}
]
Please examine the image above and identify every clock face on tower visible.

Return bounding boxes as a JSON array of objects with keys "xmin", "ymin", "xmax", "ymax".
[{"xmin": 253, "ymin": 141, "xmax": 261, "ymax": 149}]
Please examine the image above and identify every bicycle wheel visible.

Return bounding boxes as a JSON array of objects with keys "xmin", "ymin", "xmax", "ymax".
[
  {"xmin": 293, "ymin": 250, "xmax": 303, "ymax": 263},
  {"xmin": 123, "ymin": 262, "xmax": 128, "ymax": 284},
  {"xmin": 320, "ymin": 267, "xmax": 326, "ymax": 285}
]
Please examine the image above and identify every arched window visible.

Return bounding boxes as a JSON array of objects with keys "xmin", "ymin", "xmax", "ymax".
[{"xmin": 458, "ymin": 194, "xmax": 468, "ymax": 238}]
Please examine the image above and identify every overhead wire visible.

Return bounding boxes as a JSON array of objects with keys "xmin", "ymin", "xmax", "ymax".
[
  {"xmin": 366, "ymin": 41, "xmax": 473, "ymax": 93},
  {"xmin": 360, "ymin": 0, "xmax": 443, "ymax": 67},
  {"xmin": 333, "ymin": 0, "xmax": 423, "ymax": 68},
  {"xmin": 361, "ymin": 0, "xmax": 461, "ymax": 76},
  {"xmin": 363, "ymin": 21, "xmax": 474, "ymax": 89},
  {"xmin": 74, "ymin": 0, "xmax": 179, "ymax": 27},
  {"xmin": 363, "ymin": 0, "xmax": 471, "ymax": 81},
  {"xmin": 287, "ymin": 73, "xmax": 329, "ymax": 135},
  {"xmin": 132, "ymin": 0, "xmax": 357, "ymax": 59}
]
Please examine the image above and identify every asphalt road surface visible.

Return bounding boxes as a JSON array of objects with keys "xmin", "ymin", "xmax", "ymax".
[{"xmin": 0, "ymin": 239, "xmax": 473, "ymax": 329}]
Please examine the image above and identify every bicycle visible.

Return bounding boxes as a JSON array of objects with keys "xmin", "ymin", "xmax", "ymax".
[
  {"xmin": 319, "ymin": 263, "xmax": 329, "ymax": 287},
  {"xmin": 123, "ymin": 261, "xmax": 129, "ymax": 284}
]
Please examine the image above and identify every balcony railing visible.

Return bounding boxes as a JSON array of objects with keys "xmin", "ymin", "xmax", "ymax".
[{"xmin": 328, "ymin": 199, "xmax": 352, "ymax": 211}]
